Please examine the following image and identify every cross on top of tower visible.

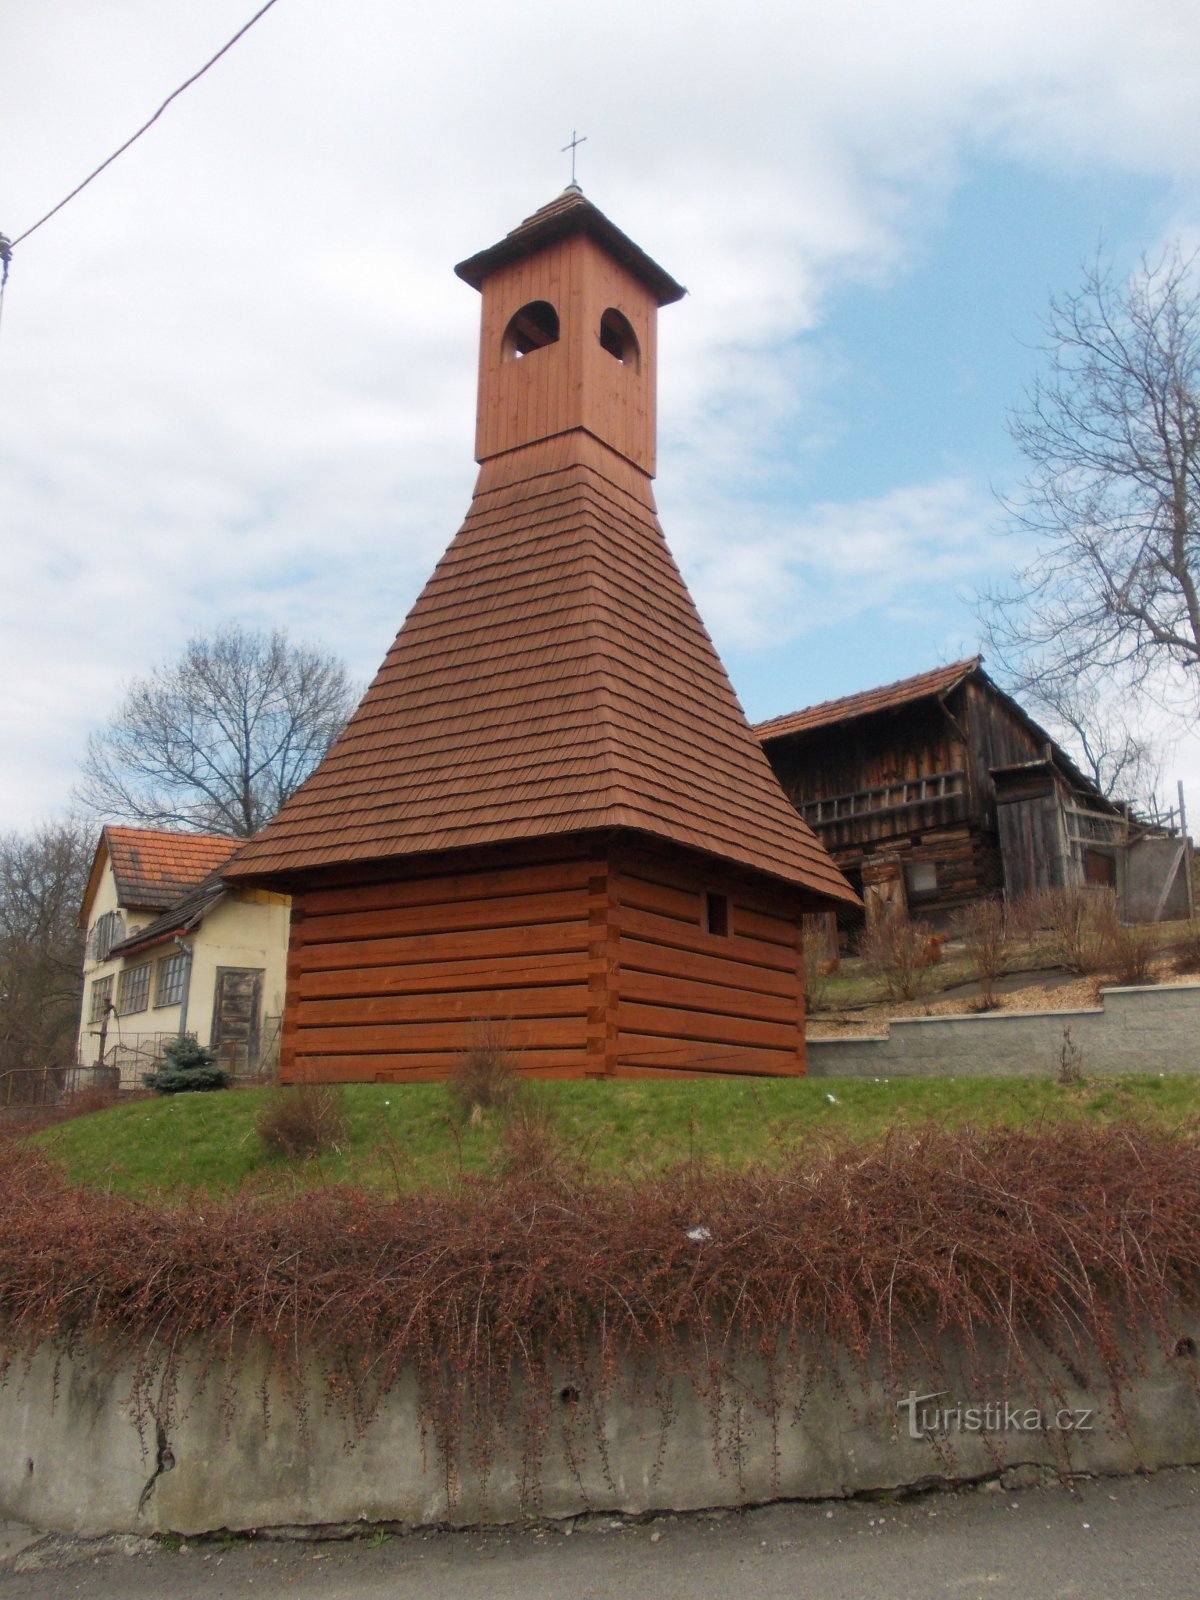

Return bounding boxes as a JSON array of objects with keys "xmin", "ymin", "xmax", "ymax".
[{"xmin": 561, "ymin": 130, "xmax": 587, "ymax": 185}]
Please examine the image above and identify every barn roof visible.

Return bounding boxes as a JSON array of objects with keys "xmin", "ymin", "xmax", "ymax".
[
  {"xmin": 455, "ymin": 186, "xmax": 687, "ymax": 307},
  {"xmin": 225, "ymin": 435, "xmax": 855, "ymax": 905},
  {"xmin": 754, "ymin": 657, "xmax": 1122, "ymax": 813},
  {"xmin": 754, "ymin": 658, "xmax": 982, "ymax": 742},
  {"xmin": 80, "ymin": 826, "xmax": 237, "ymax": 924}
]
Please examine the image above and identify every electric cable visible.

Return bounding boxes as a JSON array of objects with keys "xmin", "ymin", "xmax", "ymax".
[{"xmin": 3, "ymin": 0, "xmax": 283, "ymax": 262}]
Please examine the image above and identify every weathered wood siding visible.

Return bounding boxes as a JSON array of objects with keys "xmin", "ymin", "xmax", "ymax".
[
  {"xmin": 611, "ymin": 846, "xmax": 805, "ymax": 1077},
  {"xmin": 960, "ymin": 679, "xmax": 1046, "ymax": 832},
  {"xmin": 286, "ymin": 855, "xmax": 594, "ymax": 1083},
  {"xmin": 768, "ymin": 700, "xmax": 968, "ymax": 854}
]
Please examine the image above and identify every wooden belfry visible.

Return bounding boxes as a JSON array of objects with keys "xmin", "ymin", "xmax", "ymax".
[{"xmin": 225, "ymin": 188, "xmax": 856, "ymax": 1081}]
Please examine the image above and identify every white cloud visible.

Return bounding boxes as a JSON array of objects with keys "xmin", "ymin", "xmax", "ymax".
[{"xmin": 2, "ymin": 0, "xmax": 1199, "ymax": 827}]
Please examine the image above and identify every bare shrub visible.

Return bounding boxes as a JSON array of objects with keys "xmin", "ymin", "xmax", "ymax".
[
  {"xmin": 1056, "ymin": 1026, "xmax": 1086, "ymax": 1085},
  {"xmin": 1096, "ymin": 900, "xmax": 1158, "ymax": 986},
  {"xmin": 449, "ymin": 1019, "xmax": 521, "ymax": 1120},
  {"xmin": 2, "ymin": 1124, "xmax": 1198, "ymax": 1512},
  {"xmin": 1174, "ymin": 919, "xmax": 1200, "ymax": 975},
  {"xmin": 957, "ymin": 897, "xmax": 1009, "ymax": 1009},
  {"xmin": 802, "ymin": 914, "xmax": 839, "ymax": 1012},
  {"xmin": 856, "ymin": 910, "xmax": 937, "ymax": 1001},
  {"xmin": 257, "ymin": 1075, "xmax": 348, "ymax": 1159},
  {"xmin": 495, "ymin": 1084, "xmax": 564, "ymax": 1181},
  {"xmin": 1020, "ymin": 886, "xmax": 1112, "ymax": 974}
]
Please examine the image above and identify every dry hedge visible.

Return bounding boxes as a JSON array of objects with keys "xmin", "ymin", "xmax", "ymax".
[{"xmin": 1, "ymin": 1123, "xmax": 1198, "ymax": 1498}]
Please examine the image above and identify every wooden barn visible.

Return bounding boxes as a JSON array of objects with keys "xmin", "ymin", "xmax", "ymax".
[
  {"xmin": 754, "ymin": 658, "xmax": 1190, "ymax": 928},
  {"xmin": 223, "ymin": 187, "xmax": 856, "ymax": 1082}
]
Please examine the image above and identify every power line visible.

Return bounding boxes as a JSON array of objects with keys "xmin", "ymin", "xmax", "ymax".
[{"xmin": 6, "ymin": 0, "xmax": 283, "ymax": 254}]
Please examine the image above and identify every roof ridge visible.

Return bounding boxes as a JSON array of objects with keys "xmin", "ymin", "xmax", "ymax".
[{"xmin": 755, "ymin": 657, "xmax": 983, "ymax": 740}]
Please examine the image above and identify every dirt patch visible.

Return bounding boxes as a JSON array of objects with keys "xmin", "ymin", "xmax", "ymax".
[{"xmin": 807, "ymin": 960, "xmax": 1194, "ymax": 1040}]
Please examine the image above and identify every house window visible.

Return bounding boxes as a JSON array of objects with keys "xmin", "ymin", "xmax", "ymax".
[
  {"xmin": 501, "ymin": 300, "xmax": 559, "ymax": 360},
  {"xmin": 88, "ymin": 910, "xmax": 125, "ymax": 962},
  {"xmin": 705, "ymin": 891, "xmax": 730, "ymax": 937},
  {"xmin": 905, "ymin": 861, "xmax": 939, "ymax": 899},
  {"xmin": 155, "ymin": 952, "xmax": 188, "ymax": 1008},
  {"xmin": 88, "ymin": 975, "xmax": 113, "ymax": 1023},
  {"xmin": 116, "ymin": 963, "xmax": 152, "ymax": 1016}
]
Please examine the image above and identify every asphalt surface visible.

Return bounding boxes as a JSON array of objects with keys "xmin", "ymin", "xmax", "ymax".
[{"xmin": 2, "ymin": 1467, "xmax": 1199, "ymax": 1599}]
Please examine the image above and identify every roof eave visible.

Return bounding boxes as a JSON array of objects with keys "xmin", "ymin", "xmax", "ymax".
[{"xmin": 455, "ymin": 196, "xmax": 686, "ymax": 307}]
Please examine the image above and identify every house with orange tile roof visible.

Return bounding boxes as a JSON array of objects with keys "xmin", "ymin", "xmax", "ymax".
[
  {"xmin": 223, "ymin": 187, "xmax": 857, "ymax": 1082},
  {"xmin": 77, "ymin": 826, "xmax": 290, "ymax": 1083},
  {"xmin": 755, "ymin": 658, "xmax": 1191, "ymax": 927}
]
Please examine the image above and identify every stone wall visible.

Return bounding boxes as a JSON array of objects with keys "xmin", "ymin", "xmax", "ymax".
[
  {"xmin": 1, "ymin": 1325, "xmax": 1198, "ymax": 1537},
  {"xmin": 807, "ymin": 982, "xmax": 1200, "ymax": 1079}
]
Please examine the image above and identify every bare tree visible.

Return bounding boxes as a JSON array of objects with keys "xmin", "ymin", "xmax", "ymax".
[
  {"xmin": 984, "ymin": 246, "xmax": 1200, "ymax": 720},
  {"xmin": 79, "ymin": 625, "xmax": 356, "ymax": 837},
  {"xmin": 1017, "ymin": 672, "xmax": 1162, "ymax": 805},
  {"xmin": 0, "ymin": 820, "xmax": 91, "ymax": 1088}
]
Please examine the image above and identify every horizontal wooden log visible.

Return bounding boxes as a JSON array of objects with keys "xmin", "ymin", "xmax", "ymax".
[
  {"xmin": 297, "ymin": 985, "xmax": 585, "ymax": 1027},
  {"xmin": 287, "ymin": 1050, "xmax": 586, "ymax": 1083},
  {"xmin": 299, "ymin": 922, "xmax": 589, "ymax": 973},
  {"xmin": 294, "ymin": 888, "xmax": 589, "ymax": 946},
  {"xmin": 616, "ymin": 905, "xmax": 795, "ymax": 973},
  {"xmin": 616, "ymin": 1031, "xmax": 801, "ymax": 1076},
  {"xmin": 618, "ymin": 935, "xmax": 796, "ymax": 1000},
  {"xmin": 620, "ymin": 968, "xmax": 798, "ymax": 1026},
  {"xmin": 728, "ymin": 904, "xmax": 798, "ymax": 948},
  {"xmin": 616, "ymin": 872, "xmax": 701, "ymax": 924},
  {"xmin": 300, "ymin": 856, "xmax": 591, "ymax": 918},
  {"xmin": 296, "ymin": 952, "xmax": 586, "ymax": 1000},
  {"xmin": 295, "ymin": 1017, "xmax": 588, "ymax": 1055},
  {"xmin": 617, "ymin": 1000, "xmax": 798, "ymax": 1052}
]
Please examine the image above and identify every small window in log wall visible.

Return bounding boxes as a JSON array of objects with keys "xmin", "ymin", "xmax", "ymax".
[
  {"xmin": 705, "ymin": 891, "xmax": 730, "ymax": 937},
  {"xmin": 905, "ymin": 861, "xmax": 938, "ymax": 899},
  {"xmin": 502, "ymin": 300, "xmax": 560, "ymax": 360},
  {"xmin": 599, "ymin": 308, "xmax": 639, "ymax": 370}
]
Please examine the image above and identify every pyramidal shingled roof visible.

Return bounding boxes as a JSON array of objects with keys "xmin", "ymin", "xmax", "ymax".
[
  {"xmin": 226, "ymin": 435, "xmax": 855, "ymax": 905},
  {"xmin": 455, "ymin": 186, "xmax": 687, "ymax": 307}
]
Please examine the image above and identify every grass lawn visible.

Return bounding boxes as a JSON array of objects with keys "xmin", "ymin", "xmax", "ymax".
[{"xmin": 31, "ymin": 1073, "xmax": 1200, "ymax": 1199}]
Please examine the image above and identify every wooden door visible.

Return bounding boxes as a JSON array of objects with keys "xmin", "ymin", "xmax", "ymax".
[{"xmin": 211, "ymin": 967, "xmax": 263, "ymax": 1076}]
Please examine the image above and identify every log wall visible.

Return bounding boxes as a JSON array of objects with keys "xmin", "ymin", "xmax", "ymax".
[
  {"xmin": 611, "ymin": 845, "xmax": 805, "ymax": 1077},
  {"xmin": 286, "ymin": 855, "xmax": 594, "ymax": 1082},
  {"xmin": 281, "ymin": 839, "xmax": 809, "ymax": 1083}
]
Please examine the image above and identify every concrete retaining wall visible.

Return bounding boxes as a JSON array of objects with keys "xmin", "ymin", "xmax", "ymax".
[
  {"xmin": 1, "ymin": 1325, "xmax": 1199, "ymax": 1537},
  {"xmin": 807, "ymin": 982, "xmax": 1200, "ymax": 1079}
]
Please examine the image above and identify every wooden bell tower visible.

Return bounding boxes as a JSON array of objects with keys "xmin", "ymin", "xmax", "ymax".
[
  {"xmin": 224, "ymin": 187, "xmax": 857, "ymax": 1083},
  {"xmin": 455, "ymin": 185, "xmax": 685, "ymax": 476}
]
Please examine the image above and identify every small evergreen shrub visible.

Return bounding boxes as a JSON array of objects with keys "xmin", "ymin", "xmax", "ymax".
[{"xmin": 143, "ymin": 1036, "xmax": 231, "ymax": 1095}]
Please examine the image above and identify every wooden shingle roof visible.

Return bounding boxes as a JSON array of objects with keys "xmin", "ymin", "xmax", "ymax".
[
  {"xmin": 754, "ymin": 659, "xmax": 982, "ymax": 742},
  {"xmin": 226, "ymin": 436, "xmax": 855, "ymax": 905},
  {"xmin": 455, "ymin": 186, "xmax": 687, "ymax": 307}
]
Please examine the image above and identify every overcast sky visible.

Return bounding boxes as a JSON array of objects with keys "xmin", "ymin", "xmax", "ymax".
[{"xmin": 3, "ymin": 0, "xmax": 1199, "ymax": 832}]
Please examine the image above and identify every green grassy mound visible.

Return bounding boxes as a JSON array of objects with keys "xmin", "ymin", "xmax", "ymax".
[{"xmin": 31, "ymin": 1074, "xmax": 1200, "ymax": 1198}]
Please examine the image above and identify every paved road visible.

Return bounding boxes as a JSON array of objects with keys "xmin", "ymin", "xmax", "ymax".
[{"xmin": 3, "ymin": 1468, "xmax": 1199, "ymax": 1599}]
